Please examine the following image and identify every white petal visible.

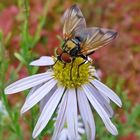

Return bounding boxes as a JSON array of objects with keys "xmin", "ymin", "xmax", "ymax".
[
  {"xmin": 26, "ymin": 84, "xmax": 42, "ymax": 100},
  {"xmin": 52, "ymin": 91, "xmax": 68, "ymax": 140},
  {"xmin": 58, "ymin": 129, "xmax": 68, "ymax": 140},
  {"xmin": 91, "ymin": 79, "xmax": 122, "ymax": 107},
  {"xmin": 93, "ymin": 70, "xmax": 101, "ymax": 80},
  {"xmin": 77, "ymin": 88, "xmax": 95, "ymax": 140},
  {"xmin": 66, "ymin": 89, "xmax": 78, "ymax": 140},
  {"xmin": 20, "ymin": 79, "xmax": 57, "ymax": 114},
  {"xmin": 32, "ymin": 86, "xmax": 65, "ymax": 138},
  {"xmin": 89, "ymin": 84, "xmax": 114, "ymax": 118},
  {"xmin": 20, "ymin": 84, "xmax": 43, "ymax": 115},
  {"xmin": 30, "ymin": 56, "xmax": 54, "ymax": 66},
  {"xmin": 99, "ymin": 91, "xmax": 111, "ymax": 104},
  {"xmin": 39, "ymin": 85, "xmax": 57, "ymax": 112},
  {"xmin": 83, "ymin": 84, "xmax": 118, "ymax": 136},
  {"xmin": 5, "ymin": 72, "xmax": 53, "ymax": 94},
  {"xmin": 78, "ymin": 127, "xmax": 85, "ymax": 135},
  {"xmin": 89, "ymin": 67, "xmax": 100, "ymax": 81},
  {"xmin": 77, "ymin": 120, "xmax": 84, "ymax": 129}
]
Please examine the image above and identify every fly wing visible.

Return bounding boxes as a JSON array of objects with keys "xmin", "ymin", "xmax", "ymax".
[
  {"xmin": 78, "ymin": 27, "xmax": 117, "ymax": 55},
  {"xmin": 62, "ymin": 5, "xmax": 86, "ymax": 39}
]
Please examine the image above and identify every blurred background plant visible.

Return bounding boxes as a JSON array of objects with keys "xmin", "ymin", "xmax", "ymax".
[{"xmin": 0, "ymin": 0, "xmax": 140, "ymax": 140}]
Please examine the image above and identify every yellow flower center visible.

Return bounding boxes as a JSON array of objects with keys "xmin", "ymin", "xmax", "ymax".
[{"xmin": 53, "ymin": 57, "xmax": 94, "ymax": 88}]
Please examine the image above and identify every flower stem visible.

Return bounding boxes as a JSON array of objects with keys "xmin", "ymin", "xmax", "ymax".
[{"xmin": 0, "ymin": 32, "xmax": 23, "ymax": 139}]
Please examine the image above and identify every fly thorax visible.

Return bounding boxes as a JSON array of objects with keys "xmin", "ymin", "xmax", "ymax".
[{"xmin": 65, "ymin": 40, "xmax": 76, "ymax": 53}]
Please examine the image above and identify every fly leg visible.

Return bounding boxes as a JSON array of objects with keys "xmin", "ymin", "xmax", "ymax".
[
  {"xmin": 53, "ymin": 58, "xmax": 58, "ymax": 66},
  {"xmin": 52, "ymin": 55, "xmax": 61, "ymax": 69},
  {"xmin": 63, "ymin": 63, "xmax": 66, "ymax": 68},
  {"xmin": 77, "ymin": 55, "xmax": 89, "ymax": 77},
  {"xmin": 70, "ymin": 58, "xmax": 75, "ymax": 80},
  {"xmin": 77, "ymin": 60, "xmax": 87, "ymax": 77}
]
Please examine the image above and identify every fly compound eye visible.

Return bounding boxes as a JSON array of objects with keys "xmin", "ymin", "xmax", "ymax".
[
  {"xmin": 56, "ymin": 47, "xmax": 63, "ymax": 56},
  {"xmin": 61, "ymin": 53, "xmax": 72, "ymax": 63}
]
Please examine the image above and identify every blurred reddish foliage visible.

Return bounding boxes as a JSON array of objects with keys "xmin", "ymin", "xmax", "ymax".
[
  {"xmin": 0, "ymin": 5, "xmax": 18, "ymax": 36},
  {"xmin": 119, "ymin": 133, "xmax": 138, "ymax": 140},
  {"xmin": 1, "ymin": 0, "xmax": 140, "ymax": 139}
]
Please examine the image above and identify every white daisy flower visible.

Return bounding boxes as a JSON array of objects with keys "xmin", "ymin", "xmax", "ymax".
[{"xmin": 5, "ymin": 56, "xmax": 122, "ymax": 140}]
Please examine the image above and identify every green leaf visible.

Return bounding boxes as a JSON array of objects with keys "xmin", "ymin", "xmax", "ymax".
[{"xmin": 14, "ymin": 52, "xmax": 27, "ymax": 65}]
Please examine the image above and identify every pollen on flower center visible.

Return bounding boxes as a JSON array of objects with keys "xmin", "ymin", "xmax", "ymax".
[{"xmin": 53, "ymin": 57, "xmax": 94, "ymax": 88}]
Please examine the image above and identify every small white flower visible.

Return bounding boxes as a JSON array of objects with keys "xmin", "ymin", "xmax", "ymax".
[
  {"xmin": 56, "ymin": 115, "xmax": 85, "ymax": 140},
  {"xmin": 5, "ymin": 56, "xmax": 122, "ymax": 140},
  {"xmin": 0, "ymin": 100, "xmax": 8, "ymax": 116}
]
